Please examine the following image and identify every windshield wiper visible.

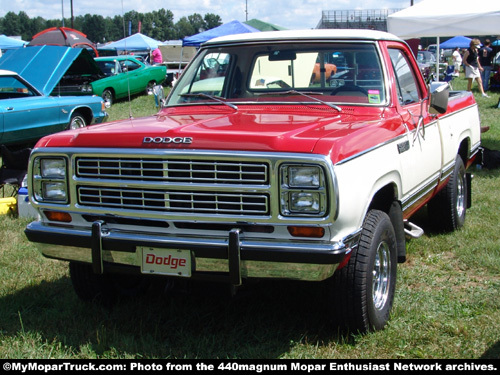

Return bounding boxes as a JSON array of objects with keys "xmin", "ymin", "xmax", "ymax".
[
  {"xmin": 180, "ymin": 93, "xmax": 238, "ymax": 111},
  {"xmin": 270, "ymin": 90, "xmax": 342, "ymax": 112}
]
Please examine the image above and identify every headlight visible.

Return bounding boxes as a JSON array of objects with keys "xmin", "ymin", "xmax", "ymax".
[
  {"xmin": 288, "ymin": 166, "xmax": 321, "ymax": 187},
  {"xmin": 42, "ymin": 182, "xmax": 67, "ymax": 201},
  {"xmin": 33, "ymin": 157, "xmax": 68, "ymax": 204},
  {"xmin": 41, "ymin": 159, "xmax": 66, "ymax": 178},
  {"xmin": 280, "ymin": 164, "xmax": 327, "ymax": 216},
  {"xmin": 289, "ymin": 192, "xmax": 321, "ymax": 212}
]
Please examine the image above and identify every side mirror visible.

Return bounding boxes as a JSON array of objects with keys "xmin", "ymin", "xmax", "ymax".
[{"xmin": 428, "ymin": 82, "xmax": 449, "ymax": 114}]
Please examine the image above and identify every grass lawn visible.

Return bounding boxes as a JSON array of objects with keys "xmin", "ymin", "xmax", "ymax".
[{"xmin": 0, "ymin": 79, "xmax": 499, "ymax": 359}]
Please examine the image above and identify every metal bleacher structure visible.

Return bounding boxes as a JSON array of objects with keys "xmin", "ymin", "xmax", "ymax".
[{"xmin": 316, "ymin": 9, "xmax": 402, "ymax": 31}]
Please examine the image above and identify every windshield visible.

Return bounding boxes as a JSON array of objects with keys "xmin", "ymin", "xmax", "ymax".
[{"xmin": 168, "ymin": 43, "xmax": 386, "ymax": 106}]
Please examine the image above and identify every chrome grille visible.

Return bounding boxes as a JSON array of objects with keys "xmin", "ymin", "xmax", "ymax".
[
  {"xmin": 77, "ymin": 186, "xmax": 269, "ymax": 215},
  {"xmin": 75, "ymin": 156, "xmax": 270, "ymax": 216},
  {"xmin": 76, "ymin": 157, "xmax": 268, "ymax": 184}
]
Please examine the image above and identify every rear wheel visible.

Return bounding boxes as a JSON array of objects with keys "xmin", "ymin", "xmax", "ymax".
[
  {"xmin": 328, "ymin": 209, "xmax": 397, "ymax": 333},
  {"xmin": 68, "ymin": 111, "xmax": 87, "ymax": 130},
  {"xmin": 146, "ymin": 81, "xmax": 156, "ymax": 95},
  {"xmin": 427, "ymin": 155, "xmax": 467, "ymax": 232}
]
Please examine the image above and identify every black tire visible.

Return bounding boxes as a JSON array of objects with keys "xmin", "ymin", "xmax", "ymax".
[
  {"xmin": 102, "ymin": 88, "xmax": 114, "ymax": 107},
  {"xmin": 328, "ymin": 210, "xmax": 398, "ymax": 333},
  {"xmin": 69, "ymin": 262, "xmax": 150, "ymax": 302},
  {"xmin": 68, "ymin": 111, "xmax": 87, "ymax": 130},
  {"xmin": 427, "ymin": 155, "xmax": 467, "ymax": 232}
]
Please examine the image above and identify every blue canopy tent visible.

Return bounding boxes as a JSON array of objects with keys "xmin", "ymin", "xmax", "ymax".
[
  {"xmin": 439, "ymin": 36, "xmax": 472, "ymax": 49},
  {"xmin": 104, "ymin": 32, "xmax": 162, "ymax": 51},
  {"xmin": 0, "ymin": 35, "xmax": 27, "ymax": 49},
  {"xmin": 182, "ymin": 20, "xmax": 259, "ymax": 47}
]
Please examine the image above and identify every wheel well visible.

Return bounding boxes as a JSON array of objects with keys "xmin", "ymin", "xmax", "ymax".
[
  {"xmin": 368, "ymin": 184, "xmax": 397, "ymax": 213},
  {"xmin": 458, "ymin": 138, "xmax": 470, "ymax": 165},
  {"xmin": 71, "ymin": 107, "xmax": 93, "ymax": 124}
]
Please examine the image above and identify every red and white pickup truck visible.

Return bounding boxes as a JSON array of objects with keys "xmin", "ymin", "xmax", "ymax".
[{"xmin": 25, "ymin": 30, "xmax": 481, "ymax": 333}]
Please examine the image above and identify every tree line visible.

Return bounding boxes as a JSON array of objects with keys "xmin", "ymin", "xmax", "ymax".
[{"xmin": 0, "ymin": 9, "xmax": 223, "ymax": 43}]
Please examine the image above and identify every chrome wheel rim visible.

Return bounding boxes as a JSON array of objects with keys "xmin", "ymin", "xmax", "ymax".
[
  {"xmin": 70, "ymin": 116, "xmax": 85, "ymax": 129},
  {"xmin": 456, "ymin": 173, "xmax": 466, "ymax": 218},
  {"xmin": 372, "ymin": 241, "xmax": 391, "ymax": 310}
]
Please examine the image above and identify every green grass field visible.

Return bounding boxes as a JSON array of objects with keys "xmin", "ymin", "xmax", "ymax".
[{"xmin": 1, "ymin": 80, "xmax": 499, "ymax": 359}]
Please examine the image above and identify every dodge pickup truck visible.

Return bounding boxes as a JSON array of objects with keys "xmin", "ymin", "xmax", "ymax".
[{"xmin": 25, "ymin": 30, "xmax": 481, "ymax": 333}]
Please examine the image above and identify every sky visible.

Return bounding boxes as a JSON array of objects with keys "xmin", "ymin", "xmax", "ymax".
[{"xmin": 1, "ymin": 0, "xmax": 419, "ymax": 31}]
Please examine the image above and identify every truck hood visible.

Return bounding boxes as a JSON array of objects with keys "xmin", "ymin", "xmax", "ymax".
[
  {"xmin": 36, "ymin": 105, "xmax": 390, "ymax": 160},
  {"xmin": 0, "ymin": 45, "xmax": 101, "ymax": 96}
]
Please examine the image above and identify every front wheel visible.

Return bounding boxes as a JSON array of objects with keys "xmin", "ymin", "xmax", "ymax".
[
  {"xmin": 67, "ymin": 111, "xmax": 87, "ymax": 130},
  {"xmin": 328, "ymin": 209, "xmax": 398, "ymax": 333},
  {"xmin": 102, "ymin": 88, "xmax": 114, "ymax": 107}
]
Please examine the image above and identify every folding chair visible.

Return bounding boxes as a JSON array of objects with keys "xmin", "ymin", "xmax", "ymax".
[
  {"xmin": 443, "ymin": 65, "xmax": 455, "ymax": 89},
  {"xmin": 0, "ymin": 145, "xmax": 32, "ymax": 197}
]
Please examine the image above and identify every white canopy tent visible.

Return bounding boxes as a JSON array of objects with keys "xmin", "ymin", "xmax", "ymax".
[{"xmin": 388, "ymin": 0, "xmax": 500, "ymax": 79}]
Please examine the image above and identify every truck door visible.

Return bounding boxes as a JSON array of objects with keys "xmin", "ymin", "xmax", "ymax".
[{"xmin": 388, "ymin": 48, "xmax": 443, "ymax": 213}]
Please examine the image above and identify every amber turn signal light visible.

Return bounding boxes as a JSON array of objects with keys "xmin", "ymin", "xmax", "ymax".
[
  {"xmin": 43, "ymin": 210, "xmax": 72, "ymax": 223},
  {"xmin": 287, "ymin": 226, "xmax": 325, "ymax": 238}
]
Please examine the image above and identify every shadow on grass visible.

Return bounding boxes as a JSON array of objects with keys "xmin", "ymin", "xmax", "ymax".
[
  {"xmin": 480, "ymin": 340, "xmax": 500, "ymax": 359},
  {"xmin": 0, "ymin": 273, "xmax": 353, "ymax": 358}
]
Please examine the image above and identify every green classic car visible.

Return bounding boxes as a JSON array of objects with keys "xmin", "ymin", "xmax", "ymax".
[{"xmin": 92, "ymin": 56, "xmax": 166, "ymax": 106}]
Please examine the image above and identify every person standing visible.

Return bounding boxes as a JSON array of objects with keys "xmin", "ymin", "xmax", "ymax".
[
  {"xmin": 152, "ymin": 47, "xmax": 163, "ymax": 64},
  {"xmin": 479, "ymin": 39, "xmax": 494, "ymax": 92},
  {"xmin": 463, "ymin": 39, "xmax": 489, "ymax": 98},
  {"xmin": 452, "ymin": 47, "xmax": 462, "ymax": 77}
]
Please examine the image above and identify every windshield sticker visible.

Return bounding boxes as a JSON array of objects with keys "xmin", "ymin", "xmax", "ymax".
[{"xmin": 368, "ymin": 90, "xmax": 381, "ymax": 104}]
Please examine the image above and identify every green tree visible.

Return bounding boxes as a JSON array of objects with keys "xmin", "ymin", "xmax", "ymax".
[
  {"xmin": 188, "ymin": 13, "xmax": 206, "ymax": 33},
  {"xmin": 80, "ymin": 14, "xmax": 106, "ymax": 43},
  {"xmin": 204, "ymin": 13, "xmax": 222, "ymax": 30},
  {"xmin": 1, "ymin": 12, "xmax": 21, "ymax": 37},
  {"xmin": 175, "ymin": 17, "xmax": 195, "ymax": 40}
]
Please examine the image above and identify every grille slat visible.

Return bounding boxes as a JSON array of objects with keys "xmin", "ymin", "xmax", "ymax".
[{"xmin": 75, "ymin": 157, "xmax": 270, "ymax": 216}]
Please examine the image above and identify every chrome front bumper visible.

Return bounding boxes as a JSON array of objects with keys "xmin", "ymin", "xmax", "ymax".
[{"xmin": 25, "ymin": 221, "xmax": 360, "ymax": 283}]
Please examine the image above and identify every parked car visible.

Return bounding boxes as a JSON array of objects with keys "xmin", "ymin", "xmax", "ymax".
[
  {"xmin": 0, "ymin": 69, "xmax": 107, "ymax": 146},
  {"xmin": 92, "ymin": 56, "xmax": 166, "ymax": 106},
  {"xmin": 0, "ymin": 45, "xmax": 104, "ymax": 97}
]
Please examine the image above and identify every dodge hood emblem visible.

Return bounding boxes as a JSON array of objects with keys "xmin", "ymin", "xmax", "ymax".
[{"xmin": 143, "ymin": 136, "xmax": 193, "ymax": 144}]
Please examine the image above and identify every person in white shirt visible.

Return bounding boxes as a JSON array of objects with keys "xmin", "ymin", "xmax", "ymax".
[{"xmin": 452, "ymin": 48, "xmax": 462, "ymax": 77}]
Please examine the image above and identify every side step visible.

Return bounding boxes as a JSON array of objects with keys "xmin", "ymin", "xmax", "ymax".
[{"xmin": 404, "ymin": 220, "xmax": 424, "ymax": 239}]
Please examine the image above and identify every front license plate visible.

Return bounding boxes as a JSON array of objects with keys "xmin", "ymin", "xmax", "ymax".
[{"xmin": 140, "ymin": 247, "xmax": 192, "ymax": 277}]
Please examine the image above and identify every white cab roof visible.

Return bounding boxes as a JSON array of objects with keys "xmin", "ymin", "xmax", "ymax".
[{"xmin": 203, "ymin": 29, "xmax": 403, "ymax": 46}]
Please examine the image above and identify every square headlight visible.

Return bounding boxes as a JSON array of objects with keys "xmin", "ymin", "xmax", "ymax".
[
  {"xmin": 42, "ymin": 181, "xmax": 67, "ymax": 201},
  {"xmin": 40, "ymin": 158, "xmax": 66, "ymax": 178},
  {"xmin": 288, "ymin": 166, "xmax": 321, "ymax": 187},
  {"xmin": 289, "ymin": 192, "xmax": 321, "ymax": 213}
]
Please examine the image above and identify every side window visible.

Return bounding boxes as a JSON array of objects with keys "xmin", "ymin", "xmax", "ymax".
[
  {"xmin": 388, "ymin": 49, "xmax": 420, "ymax": 105},
  {"xmin": 124, "ymin": 60, "xmax": 141, "ymax": 71}
]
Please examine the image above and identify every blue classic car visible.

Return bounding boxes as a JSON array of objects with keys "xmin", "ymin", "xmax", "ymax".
[
  {"xmin": 0, "ymin": 69, "xmax": 107, "ymax": 146},
  {"xmin": 0, "ymin": 46, "xmax": 108, "ymax": 146}
]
